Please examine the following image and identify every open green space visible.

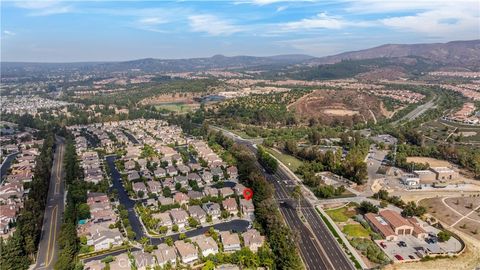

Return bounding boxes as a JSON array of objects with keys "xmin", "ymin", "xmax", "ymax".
[
  {"xmin": 342, "ymin": 224, "xmax": 370, "ymax": 238},
  {"xmin": 325, "ymin": 204, "xmax": 356, "ymax": 223},
  {"xmin": 264, "ymin": 147, "xmax": 303, "ymax": 172},
  {"xmin": 154, "ymin": 102, "xmax": 197, "ymax": 113}
]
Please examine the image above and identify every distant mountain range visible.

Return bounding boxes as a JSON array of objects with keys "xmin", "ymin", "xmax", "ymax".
[
  {"xmin": 2, "ymin": 40, "xmax": 479, "ymax": 76},
  {"xmin": 309, "ymin": 40, "xmax": 480, "ymax": 67}
]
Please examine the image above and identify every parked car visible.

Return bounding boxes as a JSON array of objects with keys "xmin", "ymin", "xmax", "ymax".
[
  {"xmin": 408, "ymin": 255, "xmax": 415, "ymax": 260},
  {"xmin": 395, "ymin": 255, "xmax": 404, "ymax": 260},
  {"xmin": 380, "ymin": 242, "xmax": 386, "ymax": 249},
  {"xmin": 398, "ymin": 241, "xmax": 407, "ymax": 247}
]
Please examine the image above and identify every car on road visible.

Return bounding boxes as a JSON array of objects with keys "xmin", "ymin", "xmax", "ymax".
[
  {"xmin": 398, "ymin": 241, "xmax": 407, "ymax": 247},
  {"xmin": 394, "ymin": 255, "xmax": 404, "ymax": 260}
]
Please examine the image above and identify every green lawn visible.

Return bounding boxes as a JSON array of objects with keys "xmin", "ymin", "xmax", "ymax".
[
  {"xmin": 325, "ymin": 205, "xmax": 356, "ymax": 223},
  {"xmin": 342, "ymin": 224, "xmax": 370, "ymax": 238},
  {"xmin": 154, "ymin": 103, "xmax": 197, "ymax": 113},
  {"xmin": 264, "ymin": 147, "xmax": 303, "ymax": 172}
]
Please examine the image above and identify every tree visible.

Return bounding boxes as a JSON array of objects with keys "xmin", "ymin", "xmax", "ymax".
[
  {"xmin": 77, "ymin": 203, "xmax": 91, "ymax": 220},
  {"xmin": 437, "ymin": 231, "xmax": 451, "ymax": 242},
  {"xmin": 172, "ymin": 224, "xmax": 179, "ymax": 232},
  {"xmin": 202, "ymin": 261, "xmax": 215, "ymax": 270},
  {"xmin": 359, "ymin": 201, "xmax": 379, "ymax": 214},
  {"xmin": 165, "ymin": 237, "xmax": 173, "ymax": 246},
  {"xmin": 162, "ymin": 187, "xmax": 171, "ymax": 197},
  {"xmin": 179, "ymin": 233, "xmax": 186, "ymax": 240},
  {"xmin": 188, "ymin": 217, "xmax": 199, "ymax": 228}
]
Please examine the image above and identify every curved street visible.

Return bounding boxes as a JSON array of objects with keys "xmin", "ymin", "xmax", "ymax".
[{"xmin": 105, "ymin": 156, "xmax": 250, "ymax": 246}]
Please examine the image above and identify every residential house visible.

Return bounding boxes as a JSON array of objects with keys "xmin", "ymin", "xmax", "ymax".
[
  {"xmin": 226, "ymin": 166, "xmax": 238, "ymax": 180},
  {"xmin": 131, "ymin": 251, "xmax": 155, "ymax": 270},
  {"xmin": 242, "ymin": 229, "xmax": 265, "ymax": 252},
  {"xmin": 154, "ymin": 168, "xmax": 166, "ymax": 178},
  {"xmin": 133, "ymin": 182, "xmax": 148, "ymax": 195},
  {"xmin": 203, "ymin": 187, "xmax": 218, "ymax": 197},
  {"xmin": 127, "ymin": 171, "xmax": 140, "ymax": 182},
  {"xmin": 154, "ymin": 243, "xmax": 177, "ymax": 267},
  {"xmin": 220, "ymin": 231, "xmax": 241, "ymax": 252},
  {"xmin": 239, "ymin": 199, "xmax": 255, "ymax": 219},
  {"xmin": 87, "ymin": 230, "xmax": 123, "ymax": 251},
  {"xmin": 203, "ymin": 202, "xmax": 221, "ymax": 220},
  {"xmin": 192, "ymin": 235, "xmax": 219, "ymax": 257},
  {"xmin": 146, "ymin": 181, "xmax": 162, "ymax": 194},
  {"xmin": 167, "ymin": 166, "xmax": 178, "ymax": 176},
  {"xmin": 170, "ymin": 209, "xmax": 189, "ymax": 228},
  {"xmin": 174, "ymin": 192, "xmax": 189, "ymax": 205},
  {"xmin": 153, "ymin": 212, "xmax": 173, "ymax": 228},
  {"xmin": 219, "ymin": 187, "xmax": 234, "ymax": 198},
  {"xmin": 110, "ymin": 253, "xmax": 132, "ymax": 270},
  {"xmin": 174, "ymin": 241, "xmax": 198, "ymax": 264},
  {"xmin": 187, "ymin": 190, "xmax": 203, "ymax": 200},
  {"xmin": 188, "ymin": 205, "xmax": 207, "ymax": 223},
  {"xmin": 159, "ymin": 197, "xmax": 174, "ymax": 206},
  {"xmin": 233, "ymin": 184, "xmax": 246, "ymax": 197},
  {"xmin": 222, "ymin": 198, "xmax": 238, "ymax": 216}
]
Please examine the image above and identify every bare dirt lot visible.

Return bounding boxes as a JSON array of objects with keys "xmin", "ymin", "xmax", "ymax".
[
  {"xmin": 406, "ymin": 157, "xmax": 452, "ymax": 167},
  {"xmin": 288, "ymin": 90, "xmax": 389, "ymax": 125},
  {"xmin": 420, "ymin": 196, "xmax": 480, "ymax": 241},
  {"xmin": 387, "ymin": 196, "xmax": 480, "ymax": 270}
]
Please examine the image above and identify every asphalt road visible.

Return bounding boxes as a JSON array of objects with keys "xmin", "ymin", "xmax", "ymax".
[
  {"xmin": 213, "ymin": 126, "xmax": 355, "ymax": 270},
  {"xmin": 35, "ymin": 136, "xmax": 66, "ymax": 270},
  {"xmin": 393, "ymin": 95, "xmax": 437, "ymax": 124}
]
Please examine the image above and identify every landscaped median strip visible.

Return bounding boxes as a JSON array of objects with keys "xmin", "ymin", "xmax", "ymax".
[{"xmin": 316, "ymin": 206, "xmax": 366, "ymax": 270}]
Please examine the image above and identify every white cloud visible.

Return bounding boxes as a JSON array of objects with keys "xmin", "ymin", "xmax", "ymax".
[
  {"xmin": 278, "ymin": 12, "xmax": 371, "ymax": 32},
  {"xmin": 345, "ymin": 0, "xmax": 478, "ymax": 14},
  {"xmin": 14, "ymin": 0, "xmax": 73, "ymax": 16},
  {"xmin": 276, "ymin": 6, "xmax": 287, "ymax": 12},
  {"xmin": 380, "ymin": 6, "xmax": 480, "ymax": 40},
  {"xmin": 188, "ymin": 14, "xmax": 243, "ymax": 36},
  {"xmin": 237, "ymin": 0, "xmax": 315, "ymax": 5},
  {"xmin": 3, "ymin": 30, "xmax": 16, "ymax": 36},
  {"xmin": 138, "ymin": 17, "xmax": 169, "ymax": 26}
]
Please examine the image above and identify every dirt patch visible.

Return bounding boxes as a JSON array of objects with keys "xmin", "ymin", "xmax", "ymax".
[
  {"xmin": 322, "ymin": 109, "xmax": 359, "ymax": 116},
  {"xmin": 406, "ymin": 157, "xmax": 452, "ymax": 167},
  {"xmin": 288, "ymin": 90, "xmax": 386, "ymax": 125},
  {"xmin": 420, "ymin": 196, "xmax": 480, "ymax": 241},
  {"xmin": 459, "ymin": 131, "xmax": 477, "ymax": 137},
  {"xmin": 445, "ymin": 197, "xmax": 480, "ymax": 217}
]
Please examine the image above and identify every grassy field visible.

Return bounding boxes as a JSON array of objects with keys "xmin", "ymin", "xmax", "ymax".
[
  {"xmin": 325, "ymin": 204, "xmax": 356, "ymax": 223},
  {"xmin": 154, "ymin": 103, "xmax": 198, "ymax": 113},
  {"xmin": 265, "ymin": 147, "xmax": 303, "ymax": 172},
  {"xmin": 342, "ymin": 224, "xmax": 370, "ymax": 238}
]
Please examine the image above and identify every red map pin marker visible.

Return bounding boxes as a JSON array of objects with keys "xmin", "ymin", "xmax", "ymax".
[{"xmin": 243, "ymin": 188, "xmax": 253, "ymax": 201}]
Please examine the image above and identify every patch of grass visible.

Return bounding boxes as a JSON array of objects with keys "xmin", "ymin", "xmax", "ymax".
[
  {"xmin": 342, "ymin": 224, "xmax": 370, "ymax": 238},
  {"xmin": 264, "ymin": 147, "xmax": 303, "ymax": 172},
  {"xmin": 325, "ymin": 206, "xmax": 356, "ymax": 223},
  {"xmin": 154, "ymin": 103, "xmax": 197, "ymax": 113}
]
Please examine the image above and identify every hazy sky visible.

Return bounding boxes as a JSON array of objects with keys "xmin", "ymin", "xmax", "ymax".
[{"xmin": 1, "ymin": 0, "xmax": 479, "ymax": 62}]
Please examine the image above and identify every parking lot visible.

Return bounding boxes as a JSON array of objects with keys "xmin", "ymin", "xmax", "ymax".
[{"xmin": 375, "ymin": 227, "xmax": 463, "ymax": 263}]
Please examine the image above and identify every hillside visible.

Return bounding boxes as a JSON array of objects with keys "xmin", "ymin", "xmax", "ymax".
[{"xmin": 308, "ymin": 40, "xmax": 480, "ymax": 67}]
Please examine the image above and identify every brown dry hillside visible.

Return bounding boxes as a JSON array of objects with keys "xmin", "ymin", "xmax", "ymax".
[{"xmin": 288, "ymin": 90, "xmax": 389, "ymax": 125}]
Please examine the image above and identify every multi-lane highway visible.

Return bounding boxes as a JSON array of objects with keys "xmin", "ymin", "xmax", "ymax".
[
  {"xmin": 213, "ymin": 126, "xmax": 355, "ymax": 270},
  {"xmin": 35, "ymin": 137, "xmax": 66, "ymax": 270}
]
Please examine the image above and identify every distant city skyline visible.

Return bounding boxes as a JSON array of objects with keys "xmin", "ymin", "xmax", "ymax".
[{"xmin": 2, "ymin": 0, "xmax": 479, "ymax": 62}]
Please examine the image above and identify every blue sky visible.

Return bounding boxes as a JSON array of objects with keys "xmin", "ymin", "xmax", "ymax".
[{"xmin": 1, "ymin": 0, "xmax": 479, "ymax": 62}]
